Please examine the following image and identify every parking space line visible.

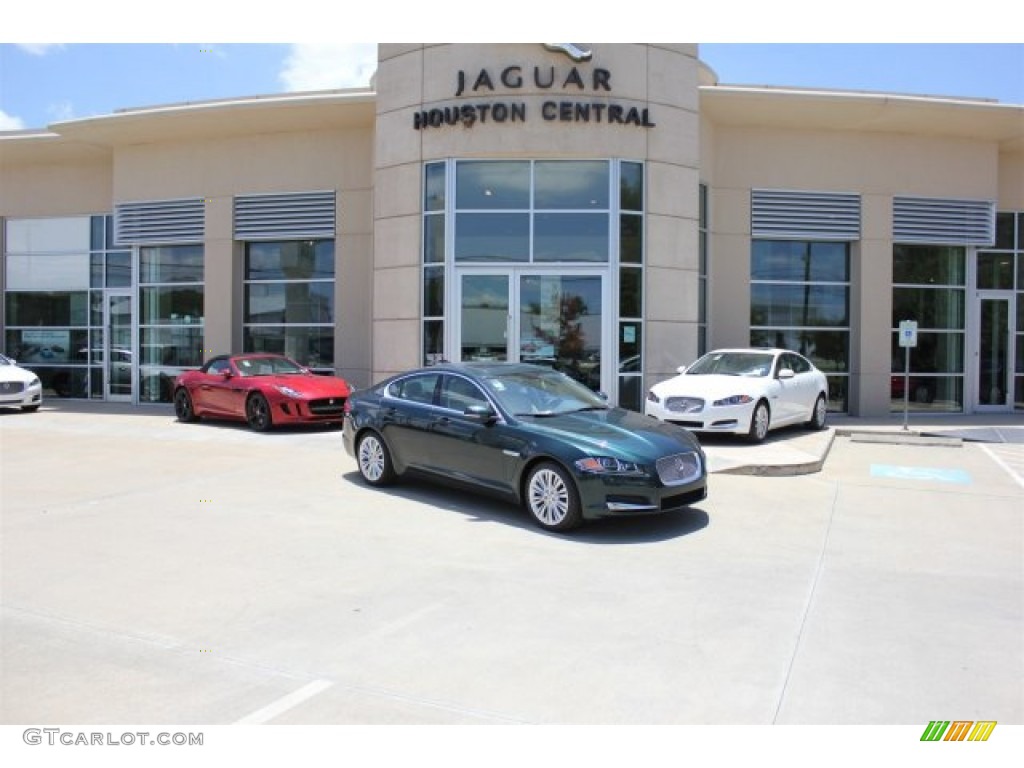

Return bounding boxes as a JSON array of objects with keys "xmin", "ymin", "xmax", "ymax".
[
  {"xmin": 234, "ymin": 679, "xmax": 334, "ymax": 724},
  {"xmin": 979, "ymin": 444, "xmax": 1024, "ymax": 490}
]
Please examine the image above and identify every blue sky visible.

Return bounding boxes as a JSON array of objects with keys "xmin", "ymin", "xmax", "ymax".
[
  {"xmin": 2, "ymin": 43, "xmax": 1021, "ymax": 132},
  {"xmin": 2, "ymin": 0, "xmax": 1021, "ymax": 131}
]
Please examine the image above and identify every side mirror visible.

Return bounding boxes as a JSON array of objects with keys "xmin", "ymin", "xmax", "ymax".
[
  {"xmin": 221, "ymin": 370, "xmax": 234, "ymax": 379},
  {"xmin": 778, "ymin": 368, "xmax": 795, "ymax": 380},
  {"xmin": 676, "ymin": 365, "xmax": 687, "ymax": 374},
  {"xmin": 464, "ymin": 404, "xmax": 498, "ymax": 424}
]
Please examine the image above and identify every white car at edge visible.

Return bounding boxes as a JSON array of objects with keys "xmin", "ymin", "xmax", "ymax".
[
  {"xmin": 0, "ymin": 353, "xmax": 43, "ymax": 412},
  {"xmin": 645, "ymin": 348, "xmax": 828, "ymax": 442}
]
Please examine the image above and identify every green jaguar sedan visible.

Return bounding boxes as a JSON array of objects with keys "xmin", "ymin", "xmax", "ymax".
[{"xmin": 342, "ymin": 362, "xmax": 707, "ymax": 532}]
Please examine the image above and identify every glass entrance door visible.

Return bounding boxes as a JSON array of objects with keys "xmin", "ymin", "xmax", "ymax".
[
  {"xmin": 974, "ymin": 293, "xmax": 1012, "ymax": 409},
  {"xmin": 105, "ymin": 292, "xmax": 133, "ymax": 401},
  {"xmin": 518, "ymin": 274, "xmax": 603, "ymax": 390},
  {"xmin": 457, "ymin": 271, "xmax": 606, "ymax": 392}
]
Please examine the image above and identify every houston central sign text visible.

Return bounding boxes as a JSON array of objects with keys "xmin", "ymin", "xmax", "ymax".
[{"xmin": 413, "ymin": 62, "xmax": 655, "ymax": 131}]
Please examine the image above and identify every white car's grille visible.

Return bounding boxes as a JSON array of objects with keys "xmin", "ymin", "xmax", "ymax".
[
  {"xmin": 666, "ymin": 396, "xmax": 704, "ymax": 413},
  {"xmin": 656, "ymin": 452, "xmax": 703, "ymax": 486},
  {"xmin": 0, "ymin": 381, "xmax": 26, "ymax": 394}
]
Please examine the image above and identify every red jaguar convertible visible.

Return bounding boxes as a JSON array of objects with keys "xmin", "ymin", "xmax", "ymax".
[{"xmin": 173, "ymin": 353, "xmax": 351, "ymax": 431}]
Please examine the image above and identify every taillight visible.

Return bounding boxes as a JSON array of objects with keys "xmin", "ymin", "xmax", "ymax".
[{"xmin": 343, "ymin": 399, "xmax": 351, "ymax": 414}]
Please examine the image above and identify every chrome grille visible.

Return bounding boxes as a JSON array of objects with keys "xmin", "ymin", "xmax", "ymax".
[
  {"xmin": 666, "ymin": 396, "xmax": 704, "ymax": 413},
  {"xmin": 0, "ymin": 381, "xmax": 25, "ymax": 394},
  {"xmin": 656, "ymin": 452, "xmax": 703, "ymax": 486}
]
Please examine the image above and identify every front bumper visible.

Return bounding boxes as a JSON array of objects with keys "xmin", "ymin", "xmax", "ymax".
[
  {"xmin": 0, "ymin": 382, "xmax": 42, "ymax": 409},
  {"xmin": 644, "ymin": 400, "xmax": 753, "ymax": 435},
  {"xmin": 272, "ymin": 396, "xmax": 347, "ymax": 425},
  {"xmin": 573, "ymin": 460, "xmax": 708, "ymax": 520}
]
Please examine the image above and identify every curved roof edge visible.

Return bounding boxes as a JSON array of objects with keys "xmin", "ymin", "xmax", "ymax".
[{"xmin": 700, "ymin": 84, "xmax": 1024, "ymax": 149}]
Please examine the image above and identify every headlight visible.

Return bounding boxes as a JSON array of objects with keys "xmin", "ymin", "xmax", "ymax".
[
  {"xmin": 274, "ymin": 385, "xmax": 303, "ymax": 398},
  {"xmin": 712, "ymin": 394, "xmax": 753, "ymax": 406},
  {"xmin": 646, "ymin": 390, "xmax": 661, "ymax": 404},
  {"xmin": 28, "ymin": 377, "xmax": 41, "ymax": 388},
  {"xmin": 575, "ymin": 457, "xmax": 645, "ymax": 475}
]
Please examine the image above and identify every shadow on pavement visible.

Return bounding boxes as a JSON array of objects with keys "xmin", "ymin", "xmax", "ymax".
[{"xmin": 340, "ymin": 471, "xmax": 709, "ymax": 544}]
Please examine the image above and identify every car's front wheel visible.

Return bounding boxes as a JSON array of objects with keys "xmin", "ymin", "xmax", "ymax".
[
  {"xmin": 21, "ymin": 404, "xmax": 40, "ymax": 413},
  {"xmin": 246, "ymin": 393, "xmax": 273, "ymax": 431},
  {"xmin": 747, "ymin": 401, "xmax": 770, "ymax": 443},
  {"xmin": 174, "ymin": 388, "xmax": 197, "ymax": 422},
  {"xmin": 356, "ymin": 431, "xmax": 396, "ymax": 486},
  {"xmin": 524, "ymin": 462, "xmax": 583, "ymax": 532},
  {"xmin": 806, "ymin": 394, "xmax": 827, "ymax": 430}
]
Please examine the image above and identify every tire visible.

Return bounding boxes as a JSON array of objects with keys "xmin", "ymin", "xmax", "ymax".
[
  {"xmin": 524, "ymin": 461, "xmax": 583, "ymax": 532},
  {"xmin": 356, "ymin": 431, "xmax": 396, "ymax": 486},
  {"xmin": 747, "ymin": 401, "xmax": 770, "ymax": 443},
  {"xmin": 21, "ymin": 404, "xmax": 40, "ymax": 413},
  {"xmin": 806, "ymin": 394, "xmax": 827, "ymax": 430},
  {"xmin": 174, "ymin": 388, "xmax": 198, "ymax": 422},
  {"xmin": 246, "ymin": 392, "xmax": 273, "ymax": 432}
]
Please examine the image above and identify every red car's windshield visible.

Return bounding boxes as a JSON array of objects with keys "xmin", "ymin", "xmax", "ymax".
[{"xmin": 234, "ymin": 357, "xmax": 305, "ymax": 377}]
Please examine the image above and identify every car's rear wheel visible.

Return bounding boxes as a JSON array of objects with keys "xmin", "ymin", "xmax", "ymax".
[
  {"xmin": 525, "ymin": 462, "xmax": 583, "ymax": 532},
  {"xmin": 246, "ymin": 393, "xmax": 273, "ymax": 431},
  {"xmin": 356, "ymin": 431, "xmax": 396, "ymax": 486},
  {"xmin": 806, "ymin": 393, "xmax": 827, "ymax": 430},
  {"xmin": 174, "ymin": 388, "xmax": 197, "ymax": 422},
  {"xmin": 747, "ymin": 401, "xmax": 770, "ymax": 443}
]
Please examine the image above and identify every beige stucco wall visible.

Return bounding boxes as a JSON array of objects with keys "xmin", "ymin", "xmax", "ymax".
[
  {"xmin": 999, "ymin": 148, "xmax": 1024, "ymax": 209},
  {"xmin": 374, "ymin": 43, "xmax": 702, "ymax": 390},
  {"xmin": 0, "ymin": 157, "xmax": 112, "ymax": 217}
]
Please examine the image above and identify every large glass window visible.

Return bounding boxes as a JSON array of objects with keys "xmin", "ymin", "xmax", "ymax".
[
  {"xmin": 4, "ymin": 215, "xmax": 100, "ymax": 398},
  {"xmin": 991, "ymin": 211, "xmax": 1024, "ymax": 411},
  {"xmin": 618, "ymin": 161, "xmax": 644, "ymax": 410},
  {"xmin": 139, "ymin": 244, "xmax": 205, "ymax": 403},
  {"xmin": 454, "ymin": 160, "xmax": 612, "ymax": 264},
  {"xmin": 891, "ymin": 244, "xmax": 966, "ymax": 412},
  {"xmin": 698, "ymin": 183, "xmax": 708, "ymax": 356},
  {"xmin": 750, "ymin": 240, "xmax": 850, "ymax": 411},
  {"xmin": 243, "ymin": 240, "xmax": 334, "ymax": 372}
]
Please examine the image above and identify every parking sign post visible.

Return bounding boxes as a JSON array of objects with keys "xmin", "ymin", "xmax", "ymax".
[{"xmin": 898, "ymin": 320, "xmax": 918, "ymax": 431}]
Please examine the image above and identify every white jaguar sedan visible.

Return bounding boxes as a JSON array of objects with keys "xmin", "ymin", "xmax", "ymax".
[
  {"xmin": 0, "ymin": 354, "xmax": 43, "ymax": 412},
  {"xmin": 644, "ymin": 348, "xmax": 828, "ymax": 442}
]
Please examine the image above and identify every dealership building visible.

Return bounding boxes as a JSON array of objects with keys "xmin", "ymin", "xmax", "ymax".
[{"xmin": 1, "ymin": 43, "xmax": 1022, "ymax": 416}]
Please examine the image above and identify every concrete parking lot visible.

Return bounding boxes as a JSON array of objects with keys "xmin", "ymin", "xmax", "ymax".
[{"xmin": 1, "ymin": 403, "xmax": 1021, "ymax": 726}]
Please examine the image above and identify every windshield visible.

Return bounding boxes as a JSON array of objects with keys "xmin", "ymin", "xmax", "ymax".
[
  {"xmin": 0, "ymin": 354, "xmax": 12, "ymax": 366},
  {"xmin": 235, "ymin": 356, "xmax": 305, "ymax": 377},
  {"xmin": 481, "ymin": 368, "xmax": 608, "ymax": 416},
  {"xmin": 686, "ymin": 351, "xmax": 774, "ymax": 377}
]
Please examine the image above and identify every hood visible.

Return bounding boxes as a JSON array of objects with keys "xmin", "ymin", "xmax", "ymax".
[
  {"xmin": 0, "ymin": 364, "xmax": 38, "ymax": 384},
  {"xmin": 269, "ymin": 373, "xmax": 351, "ymax": 398},
  {"xmin": 519, "ymin": 407, "xmax": 702, "ymax": 461},
  {"xmin": 652, "ymin": 373, "xmax": 766, "ymax": 400}
]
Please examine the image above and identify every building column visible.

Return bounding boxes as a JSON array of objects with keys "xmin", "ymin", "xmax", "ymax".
[
  {"xmin": 852, "ymin": 193, "xmax": 894, "ymax": 417},
  {"xmin": 203, "ymin": 196, "xmax": 236, "ymax": 359}
]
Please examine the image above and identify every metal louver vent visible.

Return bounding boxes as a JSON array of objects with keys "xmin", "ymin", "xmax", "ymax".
[
  {"xmin": 115, "ymin": 198, "xmax": 205, "ymax": 245},
  {"xmin": 751, "ymin": 189, "xmax": 861, "ymax": 240},
  {"xmin": 893, "ymin": 196, "xmax": 995, "ymax": 246},
  {"xmin": 234, "ymin": 191, "xmax": 336, "ymax": 240}
]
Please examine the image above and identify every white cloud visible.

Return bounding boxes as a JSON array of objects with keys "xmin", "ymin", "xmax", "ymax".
[
  {"xmin": 16, "ymin": 44, "xmax": 65, "ymax": 56},
  {"xmin": 0, "ymin": 109, "xmax": 26, "ymax": 130},
  {"xmin": 47, "ymin": 100, "xmax": 76, "ymax": 122},
  {"xmin": 279, "ymin": 44, "xmax": 377, "ymax": 92}
]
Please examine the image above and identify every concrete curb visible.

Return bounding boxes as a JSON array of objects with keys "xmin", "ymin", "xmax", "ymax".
[
  {"xmin": 714, "ymin": 428, "xmax": 837, "ymax": 478},
  {"xmin": 842, "ymin": 430, "xmax": 962, "ymax": 447}
]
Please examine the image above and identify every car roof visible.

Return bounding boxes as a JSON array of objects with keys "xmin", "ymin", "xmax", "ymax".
[{"xmin": 400, "ymin": 362, "xmax": 558, "ymax": 378}]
